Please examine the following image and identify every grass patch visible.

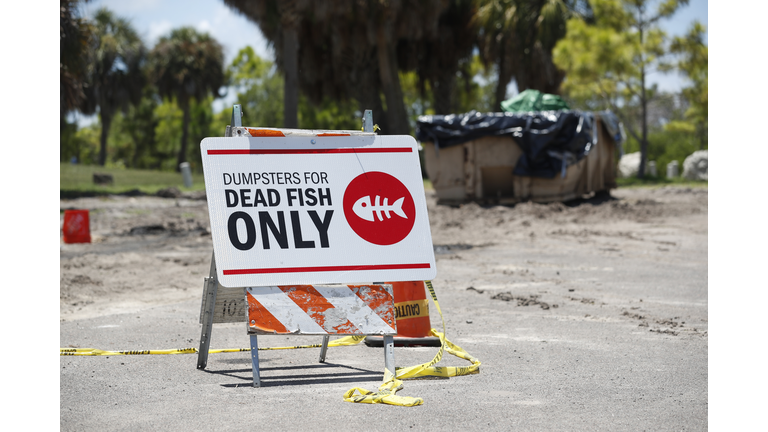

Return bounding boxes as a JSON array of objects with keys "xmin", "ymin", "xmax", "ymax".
[
  {"xmin": 60, "ymin": 163, "xmax": 206, "ymax": 198},
  {"xmin": 63, "ymin": 163, "xmax": 438, "ymax": 199},
  {"xmin": 616, "ymin": 176, "xmax": 707, "ymax": 189}
]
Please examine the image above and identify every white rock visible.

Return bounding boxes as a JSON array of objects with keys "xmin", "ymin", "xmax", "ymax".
[
  {"xmin": 618, "ymin": 152, "xmax": 641, "ymax": 178},
  {"xmin": 667, "ymin": 160, "xmax": 679, "ymax": 178},
  {"xmin": 682, "ymin": 150, "xmax": 708, "ymax": 181}
]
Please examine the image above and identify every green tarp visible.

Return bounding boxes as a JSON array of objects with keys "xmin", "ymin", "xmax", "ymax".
[{"xmin": 500, "ymin": 89, "xmax": 570, "ymax": 113}]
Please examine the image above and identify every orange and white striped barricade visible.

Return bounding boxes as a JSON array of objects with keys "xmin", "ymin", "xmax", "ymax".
[
  {"xmin": 245, "ymin": 284, "xmax": 396, "ymax": 386},
  {"xmin": 197, "ymin": 106, "xmax": 436, "ymax": 387}
]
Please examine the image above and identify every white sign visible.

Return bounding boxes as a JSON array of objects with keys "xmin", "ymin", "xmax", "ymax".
[{"xmin": 200, "ymin": 134, "xmax": 436, "ymax": 287}]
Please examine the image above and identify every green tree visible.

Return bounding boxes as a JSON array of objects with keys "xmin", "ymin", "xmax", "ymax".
[
  {"xmin": 298, "ymin": 95, "xmax": 360, "ymax": 131},
  {"xmin": 82, "ymin": 8, "xmax": 146, "ymax": 166},
  {"xmin": 223, "ymin": 0, "xmax": 452, "ymax": 135},
  {"xmin": 228, "ymin": 46, "xmax": 284, "ymax": 128},
  {"xmin": 622, "ymin": 127, "xmax": 700, "ymax": 177},
  {"xmin": 553, "ymin": 0, "xmax": 688, "ymax": 178},
  {"xmin": 277, "ymin": 1, "xmax": 299, "ymax": 129},
  {"xmin": 65, "ymin": 123, "xmax": 101, "ymax": 165},
  {"xmin": 455, "ymin": 54, "xmax": 498, "ymax": 113},
  {"xmin": 667, "ymin": 21, "xmax": 707, "ymax": 149},
  {"xmin": 473, "ymin": 0, "xmax": 592, "ymax": 109},
  {"xmin": 118, "ymin": 85, "xmax": 160, "ymax": 169},
  {"xmin": 148, "ymin": 27, "xmax": 225, "ymax": 169},
  {"xmin": 153, "ymin": 99, "xmax": 184, "ymax": 170},
  {"xmin": 408, "ymin": 0, "xmax": 478, "ymax": 114},
  {"xmin": 60, "ymin": 0, "xmax": 93, "ymax": 122},
  {"xmin": 400, "ymin": 54, "xmax": 497, "ymax": 129},
  {"xmin": 222, "ymin": 0, "xmax": 300, "ymax": 129},
  {"xmin": 227, "ymin": 46, "xmax": 359, "ymax": 131},
  {"xmin": 186, "ymin": 96, "xmax": 216, "ymax": 170}
]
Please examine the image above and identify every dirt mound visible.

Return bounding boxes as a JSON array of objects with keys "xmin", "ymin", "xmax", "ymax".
[{"xmin": 428, "ymin": 186, "xmax": 707, "ymax": 246}]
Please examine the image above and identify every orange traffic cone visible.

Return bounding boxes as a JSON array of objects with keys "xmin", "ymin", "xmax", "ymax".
[
  {"xmin": 62, "ymin": 210, "xmax": 91, "ymax": 244},
  {"xmin": 365, "ymin": 281, "xmax": 441, "ymax": 347}
]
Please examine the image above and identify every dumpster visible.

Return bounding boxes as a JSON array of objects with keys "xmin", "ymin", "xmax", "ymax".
[{"xmin": 416, "ymin": 110, "xmax": 624, "ymax": 204}]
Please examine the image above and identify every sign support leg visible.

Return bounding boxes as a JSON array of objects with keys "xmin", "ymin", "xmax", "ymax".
[
  {"xmin": 318, "ymin": 335, "xmax": 330, "ymax": 363},
  {"xmin": 250, "ymin": 334, "xmax": 262, "ymax": 387},
  {"xmin": 363, "ymin": 109, "xmax": 373, "ymax": 133},
  {"xmin": 231, "ymin": 104, "xmax": 243, "ymax": 128},
  {"xmin": 197, "ymin": 253, "xmax": 219, "ymax": 370},
  {"xmin": 384, "ymin": 335, "xmax": 395, "ymax": 378},
  {"xmin": 198, "ymin": 105, "xmax": 240, "ymax": 369},
  {"xmin": 363, "ymin": 110, "xmax": 397, "ymax": 378}
]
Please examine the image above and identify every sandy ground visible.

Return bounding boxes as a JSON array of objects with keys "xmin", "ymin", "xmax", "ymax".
[
  {"xmin": 60, "ymin": 186, "xmax": 706, "ymax": 323},
  {"xmin": 60, "ymin": 185, "xmax": 708, "ymax": 430}
]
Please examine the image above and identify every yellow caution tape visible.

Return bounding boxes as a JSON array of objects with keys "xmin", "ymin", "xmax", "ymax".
[
  {"xmin": 60, "ymin": 281, "xmax": 480, "ymax": 407},
  {"xmin": 60, "ymin": 347, "xmax": 197, "ymax": 356},
  {"xmin": 59, "ymin": 336, "xmax": 366, "ymax": 356},
  {"xmin": 343, "ymin": 368, "xmax": 423, "ymax": 407},
  {"xmin": 342, "ymin": 280, "xmax": 481, "ymax": 407},
  {"xmin": 394, "ymin": 298, "xmax": 430, "ymax": 320}
]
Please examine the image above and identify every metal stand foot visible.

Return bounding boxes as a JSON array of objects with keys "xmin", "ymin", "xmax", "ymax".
[
  {"xmin": 319, "ymin": 335, "xmax": 330, "ymax": 363},
  {"xmin": 197, "ymin": 253, "xmax": 218, "ymax": 370},
  {"xmin": 384, "ymin": 335, "xmax": 395, "ymax": 378},
  {"xmin": 250, "ymin": 334, "xmax": 261, "ymax": 387}
]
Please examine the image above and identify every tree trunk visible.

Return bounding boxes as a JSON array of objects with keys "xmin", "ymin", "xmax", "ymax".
[
  {"xmin": 432, "ymin": 66, "xmax": 456, "ymax": 115},
  {"xmin": 376, "ymin": 18, "xmax": 410, "ymax": 135},
  {"xmin": 278, "ymin": 0, "xmax": 299, "ymax": 129},
  {"xmin": 132, "ymin": 142, "xmax": 141, "ymax": 168},
  {"xmin": 638, "ymin": 24, "xmax": 647, "ymax": 179},
  {"xmin": 357, "ymin": 81, "xmax": 388, "ymax": 133},
  {"xmin": 495, "ymin": 38, "xmax": 514, "ymax": 111},
  {"xmin": 353, "ymin": 48, "xmax": 389, "ymax": 133},
  {"xmin": 639, "ymin": 78, "xmax": 648, "ymax": 179},
  {"xmin": 177, "ymin": 100, "xmax": 191, "ymax": 170},
  {"xmin": 283, "ymin": 25, "xmax": 299, "ymax": 129},
  {"xmin": 98, "ymin": 109, "xmax": 113, "ymax": 166},
  {"xmin": 531, "ymin": 45, "xmax": 565, "ymax": 95}
]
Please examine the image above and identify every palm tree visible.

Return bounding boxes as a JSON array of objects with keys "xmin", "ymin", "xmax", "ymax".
[
  {"xmin": 148, "ymin": 27, "xmax": 225, "ymax": 168},
  {"xmin": 277, "ymin": 0, "xmax": 299, "ymax": 128},
  {"xmin": 406, "ymin": 0, "xmax": 478, "ymax": 114},
  {"xmin": 221, "ymin": 0, "xmax": 299, "ymax": 128},
  {"xmin": 223, "ymin": 0, "xmax": 450, "ymax": 134},
  {"xmin": 474, "ymin": 0, "xmax": 518, "ymax": 109},
  {"xmin": 473, "ymin": 0, "xmax": 591, "ymax": 109},
  {"xmin": 60, "ymin": 0, "xmax": 93, "ymax": 122},
  {"xmin": 82, "ymin": 8, "xmax": 145, "ymax": 166},
  {"xmin": 670, "ymin": 21, "xmax": 707, "ymax": 149}
]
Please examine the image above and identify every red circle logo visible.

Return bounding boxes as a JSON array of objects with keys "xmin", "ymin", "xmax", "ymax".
[{"xmin": 343, "ymin": 172, "xmax": 416, "ymax": 245}]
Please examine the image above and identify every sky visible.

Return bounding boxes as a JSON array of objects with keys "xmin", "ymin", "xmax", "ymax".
[{"xmin": 73, "ymin": 0, "xmax": 708, "ymax": 125}]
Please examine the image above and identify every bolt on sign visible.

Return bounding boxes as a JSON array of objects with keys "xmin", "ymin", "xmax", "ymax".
[{"xmin": 200, "ymin": 133, "xmax": 436, "ymax": 288}]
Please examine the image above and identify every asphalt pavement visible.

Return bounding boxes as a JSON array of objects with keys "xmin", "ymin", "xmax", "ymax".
[{"xmin": 60, "ymin": 236, "xmax": 707, "ymax": 431}]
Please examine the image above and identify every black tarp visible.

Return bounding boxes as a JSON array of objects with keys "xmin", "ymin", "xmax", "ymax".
[{"xmin": 416, "ymin": 110, "xmax": 623, "ymax": 179}]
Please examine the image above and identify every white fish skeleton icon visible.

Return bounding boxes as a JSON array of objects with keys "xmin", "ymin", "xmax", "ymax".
[{"xmin": 352, "ymin": 195, "xmax": 407, "ymax": 222}]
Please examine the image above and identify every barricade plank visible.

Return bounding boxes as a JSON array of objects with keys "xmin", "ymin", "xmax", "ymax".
[{"xmin": 198, "ymin": 286, "xmax": 247, "ymax": 324}]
